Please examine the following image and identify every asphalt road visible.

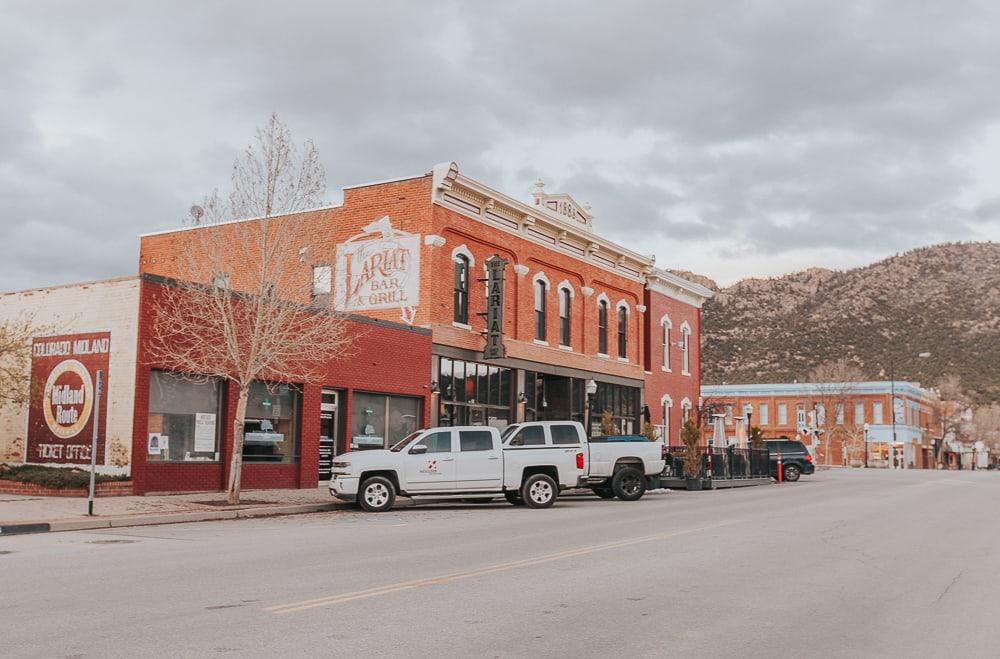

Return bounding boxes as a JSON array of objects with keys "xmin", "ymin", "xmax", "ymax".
[{"xmin": 3, "ymin": 468, "xmax": 999, "ymax": 658}]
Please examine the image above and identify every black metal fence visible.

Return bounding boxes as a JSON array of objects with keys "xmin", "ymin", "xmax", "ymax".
[{"xmin": 664, "ymin": 446, "xmax": 770, "ymax": 480}]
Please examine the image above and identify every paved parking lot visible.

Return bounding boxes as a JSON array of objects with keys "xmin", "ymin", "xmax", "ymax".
[{"xmin": 3, "ymin": 468, "xmax": 998, "ymax": 658}]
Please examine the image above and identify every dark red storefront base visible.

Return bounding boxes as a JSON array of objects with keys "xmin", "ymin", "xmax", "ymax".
[{"xmin": 136, "ymin": 463, "xmax": 299, "ymax": 495}]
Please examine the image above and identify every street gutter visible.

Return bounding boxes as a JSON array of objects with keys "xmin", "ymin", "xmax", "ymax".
[{"xmin": 0, "ymin": 502, "xmax": 342, "ymax": 536}]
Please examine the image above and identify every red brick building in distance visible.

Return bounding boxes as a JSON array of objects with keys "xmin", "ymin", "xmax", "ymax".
[
  {"xmin": 700, "ymin": 381, "xmax": 940, "ymax": 469},
  {"xmin": 139, "ymin": 162, "xmax": 713, "ymax": 459}
]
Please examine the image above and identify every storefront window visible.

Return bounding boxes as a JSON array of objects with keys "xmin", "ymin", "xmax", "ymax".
[
  {"xmin": 589, "ymin": 382, "xmax": 639, "ymax": 434},
  {"xmin": 351, "ymin": 392, "xmax": 422, "ymax": 450},
  {"xmin": 242, "ymin": 381, "xmax": 301, "ymax": 463},
  {"xmin": 438, "ymin": 357, "xmax": 512, "ymax": 428},
  {"xmin": 147, "ymin": 370, "xmax": 223, "ymax": 463}
]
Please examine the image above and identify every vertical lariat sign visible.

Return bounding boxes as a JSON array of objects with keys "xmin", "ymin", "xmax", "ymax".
[{"xmin": 483, "ymin": 255, "xmax": 507, "ymax": 360}]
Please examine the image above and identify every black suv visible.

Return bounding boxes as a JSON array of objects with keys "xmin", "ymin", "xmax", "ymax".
[{"xmin": 765, "ymin": 439, "xmax": 815, "ymax": 482}]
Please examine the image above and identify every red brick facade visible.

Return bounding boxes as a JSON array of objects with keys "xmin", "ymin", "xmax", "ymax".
[{"xmin": 130, "ymin": 276, "xmax": 432, "ymax": 494}]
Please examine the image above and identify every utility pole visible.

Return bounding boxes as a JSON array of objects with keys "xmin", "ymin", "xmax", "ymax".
[{"xmin": 890, "ymin": 356, "xmax": 897, "ymax": 469}]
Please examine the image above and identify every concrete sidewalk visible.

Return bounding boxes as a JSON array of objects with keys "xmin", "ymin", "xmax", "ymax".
[{"xmin": 0, "ymin": 486, "xmax": 345, "ymax": 535}]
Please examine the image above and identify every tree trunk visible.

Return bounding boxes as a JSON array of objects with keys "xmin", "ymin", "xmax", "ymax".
[{"xmin": 227, "ymin": 386, "xmax": 250, "ymax": 504}]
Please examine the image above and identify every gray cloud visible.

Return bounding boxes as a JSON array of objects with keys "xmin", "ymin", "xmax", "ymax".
[{"xmin": 2, "ymin": 0, "xmax": 1000, "ymax": 290}]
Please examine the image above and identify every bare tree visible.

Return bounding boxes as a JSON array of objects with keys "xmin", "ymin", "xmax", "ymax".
[
  {"xmin": 929, "ymin": 374, "xmax": 972, "ymax": 467},
  {"xmin": 972, "ymin": 403, "xmax": 1000, "ymax": 451},
  {"xmin": 149, "ymin": 113, "xmax": 354, "ymax": 504},
  {"xmin": 808, "ymin": 358, "xmax": 865, "ymax": 466},
  {"xmin": 0, "ymin": 314, "xmax": 47, "ymax": 411}
]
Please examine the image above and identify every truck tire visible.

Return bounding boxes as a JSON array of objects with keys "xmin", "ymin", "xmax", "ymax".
[
  {"xmin": 611, "ymin": 467, "xmax": 646, "ymax": 501},
  {"xmin": 783, "ymin": 464, "xmax": 801, "ymax": 482},
  {"xmin": 504, "ymin": 491, "xmax": 525, "ymax": 506},
  {"xmin": 520, "ymin": 473, "xmax": 558, "ymax": 509},
  {"xmin": 358, "ymin": 476, "xmax": 396, "ymax": 512},
  {"xmin": 592, "ymin": 486, "xmax": 615, "ymax": 499}
]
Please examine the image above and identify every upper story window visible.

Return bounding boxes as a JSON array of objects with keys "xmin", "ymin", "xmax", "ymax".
[
  {"xmin": 617, "ymin": 306, "xmax": 628, "ymax": 358},
  {"xmin": 681, "ymin": 398, "xmax": 692, "ymax": 422},
  {"xmin": 534, "ymin": 279, "xmax": 547, "ymax": 342},
  {"xmin": 661, "ymin": 319, "xmax": 671, "ymax": 370},
  {"xmin": 680, "ymin": 322, "xmax": 691, "ymax": 374},
  {"xmin": 311, "ymin": 265, "xmax": 331, "ymax": 306},
  {"xmin": 873, "ymin": 402, "xmax": 884, "ymax": 425},
  {"xmin": 759, "ymin": 403, "xmax": 769, "ymax": 426},
  {"xmin": 778, "ymin": 403, "xmax": 788, "ymax": 426},
  {"xmin": 725, "ymin": 404, "xmax": 734, "ymax": 425},
  {"xmin": 854, "ymin": 402, "xmax": 865, "ymax": 425},
  {"xmin": 559, "ymin": 287, "xmax": 571, "ymax": 347},
  {"xmin": 453, "ymin": 255, "xmax": 470, "ymax": 324},
  {"xmin": 598, "ymin": 300, "xmax": 609, "ymax": 354}
]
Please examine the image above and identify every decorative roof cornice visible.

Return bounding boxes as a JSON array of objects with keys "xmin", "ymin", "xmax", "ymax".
[
  {"xmin": 432, "ymin": 162, "xmax": 653, "ymax": 283},
  {"xmin": 646, "ymin": 267, "xmax": 714, "ymax": 307}
]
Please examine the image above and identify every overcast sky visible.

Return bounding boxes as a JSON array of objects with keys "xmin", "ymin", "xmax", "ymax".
[{"xmin": 3, "ymin": 1, "xmax": 1000, "ymax": 291}]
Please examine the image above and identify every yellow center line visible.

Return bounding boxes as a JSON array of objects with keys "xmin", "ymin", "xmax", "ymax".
[{"xmin": 264, "ymin": 519, "xmax": 741, "ymax": 615}]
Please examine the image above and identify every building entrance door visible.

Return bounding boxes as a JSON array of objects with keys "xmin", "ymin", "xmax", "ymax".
[{"xmin": 318, "ymin": 389, "xmax": 340, "ymax": 481}]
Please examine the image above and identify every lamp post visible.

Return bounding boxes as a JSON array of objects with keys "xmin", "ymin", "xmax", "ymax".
[
  {"xmin": 884, "ymin": 351, "xmax": 931, "ymax": 469},
  {"xmin": 584, "ymin": 378, "xmax": 598, "ymax": 437}
]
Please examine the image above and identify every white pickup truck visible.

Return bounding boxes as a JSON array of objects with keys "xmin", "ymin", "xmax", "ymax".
[
  {"xmin": 502, "ymin": 421, "xmax": 666, "ymax": 501},
  {"xmin": 329, "ymin": 421, "xmax": 665, "ymax": 512}
]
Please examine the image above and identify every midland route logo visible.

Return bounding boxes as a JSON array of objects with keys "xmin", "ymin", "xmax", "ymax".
[
  {"xmin": 42, "ymin": 359, "xmax": 94, "ymax": 438},
  {"xmin": 27, "ymin": 332, "xmax": 111, "ymax": 464}
]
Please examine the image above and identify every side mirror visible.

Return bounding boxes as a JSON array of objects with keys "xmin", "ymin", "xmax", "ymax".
[{"xmin": 410, "ymin": 445, "xmax": 428, "ymax": 455}]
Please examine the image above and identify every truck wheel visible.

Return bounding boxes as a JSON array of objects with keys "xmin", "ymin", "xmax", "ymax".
[
  {"xmin": 358, "ymin": 476, "xmax": 395, "ymax": 512},
  {"xmin": 521, "ymin": 473, "xmax": 558, "ymax": 509},
  {"xmin": 592, "ymin": 486, "xmax": 615, "ymax": 499},
  {"xmin": 504, "ymin": 491, "xmax": 525, "ymax": 506},
  {"xmin": 783, "ymin": 464, "xmax": 801, "ymax": 482},
  {"xmin": 612, "ymin": 467, "xmax": 646, "ymax": 501}
]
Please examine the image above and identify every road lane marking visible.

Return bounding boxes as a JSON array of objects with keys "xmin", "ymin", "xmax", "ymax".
[{"xmin": 265, "ymin": 519, "xmax": 740, "ymax": 615}]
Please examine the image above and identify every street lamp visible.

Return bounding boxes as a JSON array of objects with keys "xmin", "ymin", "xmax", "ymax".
[
  {"xmin": 584, "ymin": 379, "xmax": 598, "ymax": 436},
  {"xmin": 885, "ymin": 351, "xmax": 931, "ymax": 469}
]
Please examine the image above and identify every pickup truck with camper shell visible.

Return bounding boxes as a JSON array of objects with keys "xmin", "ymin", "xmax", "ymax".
[{"xmin": 329, "ymin": 420, "xmax": 666, "ymax": 512}]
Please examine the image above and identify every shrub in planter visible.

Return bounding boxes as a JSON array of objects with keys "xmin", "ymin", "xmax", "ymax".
[
  {"xmin": 0, "ymin": 464, "xmax": 129, "ymax": 489},
  {"xmin": 680, "ymin": 419, "xmax": 703, "ymax": 487}
]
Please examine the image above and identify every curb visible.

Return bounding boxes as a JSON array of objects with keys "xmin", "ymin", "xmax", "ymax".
[{"xmin": 1, "ymin": 502, "xmax": 343, "ymax": 536}]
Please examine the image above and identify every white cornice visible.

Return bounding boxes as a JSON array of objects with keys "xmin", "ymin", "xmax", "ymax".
[
  {"xmin": 646, "ymin": 267, "xmax": 714, "ymax": 308},
  {"xmin": 432, "ymin": 163, "xmax": 653, "ymax": 283}
]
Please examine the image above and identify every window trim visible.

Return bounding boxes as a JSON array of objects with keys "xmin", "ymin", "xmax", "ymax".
[
  {"xmin": 453, "ymin": 254, "xmax": 470, "ymax": 325},
  {"xmin": 558, "ymin": 284, "xmax": 572, "ymax": 347}
]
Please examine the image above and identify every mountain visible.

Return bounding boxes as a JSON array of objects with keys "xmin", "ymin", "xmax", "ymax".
[{"xmin": 697, "ymin": 242, "xmax": 1000, "ymax": 403}]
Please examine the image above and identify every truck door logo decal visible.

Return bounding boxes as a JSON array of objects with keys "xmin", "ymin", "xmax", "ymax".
[{"xmin": 419, "ymin": 459, "xmax": 439, "ymax": 474}]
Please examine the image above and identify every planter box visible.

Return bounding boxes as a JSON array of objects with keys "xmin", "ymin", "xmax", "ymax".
[{"xmin": 0, "ymin": 479, "xmax": 133, "ymax": 497}]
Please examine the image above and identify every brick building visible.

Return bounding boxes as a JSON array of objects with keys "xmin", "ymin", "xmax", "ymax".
[
  {"xmin": 701, "ymin": 381, "xmax": 940, "ymax": 468},
  {"xmin": 140, "ymin": 162, "xmax": 712, "ymax": 443},
  {"xmin": 0, "ymin": 274, "xmax": 431, "ymax": 493}
]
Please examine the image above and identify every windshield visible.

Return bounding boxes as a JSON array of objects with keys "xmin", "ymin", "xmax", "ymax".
[
  {"xmin": 500, "ymin": 424, "xmax": 520, "ymax": 442},
  {"xmin": 389, "ymin": 431, "xmax": 423, "ymax": 452}
]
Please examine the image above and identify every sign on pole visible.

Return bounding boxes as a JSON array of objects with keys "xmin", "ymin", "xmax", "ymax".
[{"xmin": 87, "ymin": 369, "xmax": 104, "ymax": 517}]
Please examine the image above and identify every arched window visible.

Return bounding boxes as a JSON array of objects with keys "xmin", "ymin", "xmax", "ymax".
[
  {"xmin": 661, "ymin": 394, "xmax": 673, "ymax": 442},
  {"xmin": 453, "ymin": 255, "xmax": 469, "ymax": 324},
  {"xmin": 617, "ymin": 306, "xmax": 628, "ymax": 359},
  {"xmin": 559, "ymin": 287, "xmax": 571, "ymax": 346},
  {"xmin": 661, "ymin": 317, "xmax": 672, "ymax": 370},
  {"xmin": 681, "ymin": 398, "xmax": 692, "ymax": 423},
  {"xmin": 597, "ymin": 300, "xmax": 608, "ymax": 354},
  {"xmin": 680, "ymin": 322, "xmax": 691, "ymax": 374},
  {"xmin": 534, "ymin": 279, "xmax": 547, "ymax": 341}
]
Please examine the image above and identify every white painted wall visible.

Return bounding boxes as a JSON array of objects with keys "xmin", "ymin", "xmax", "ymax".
[{"xmin": 0, "ymin": 277, "xmax": 139, "ymax": 473}]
